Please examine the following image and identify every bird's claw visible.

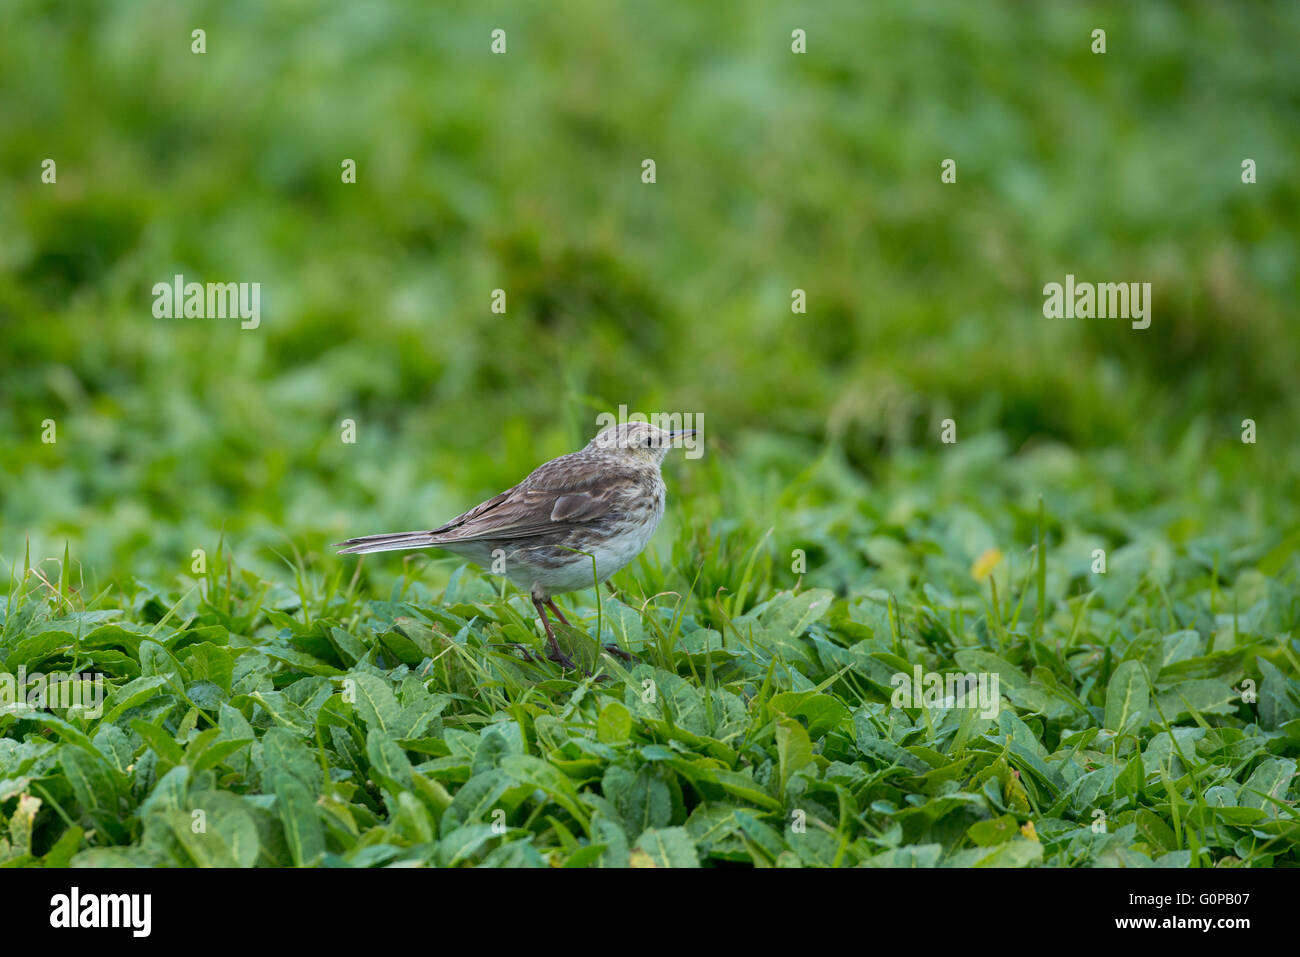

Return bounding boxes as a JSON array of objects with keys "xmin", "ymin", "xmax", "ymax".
[
  {"xmin": 601, "ymin": 643, "xmax": 637, "ymax": 663},
  {"xmin": 546, "ymin": 647, "xmax": 578, "ymax": 671},
  {"xmin": 492, "ymin": 642, "xmax": 543, "ymax": 663}
]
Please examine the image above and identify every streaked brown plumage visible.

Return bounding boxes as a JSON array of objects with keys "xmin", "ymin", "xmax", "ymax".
[{"xmin": 336, "ymin": 422, "xmax": 695, "ymax": 668}]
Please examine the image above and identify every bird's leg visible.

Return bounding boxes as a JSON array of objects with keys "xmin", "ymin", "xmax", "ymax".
[
  {"xmin": 533, "ymin": 595, "xmax": 576, "ymax": 670},
  {"xmin": 547, "ymin": 598, "xmax": 635, "ymax": 663},
  {"xmin": 544, "ymin": 598, "xmax": 569, "ymax": 626}
]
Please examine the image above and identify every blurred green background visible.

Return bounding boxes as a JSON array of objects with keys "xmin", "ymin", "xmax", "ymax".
[{"xmin": 2, "ymin": 0, "xmax": 1298, "ymax": 591}]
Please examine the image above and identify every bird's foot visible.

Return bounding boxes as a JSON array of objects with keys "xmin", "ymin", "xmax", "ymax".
[
  {"xmin": 496, "ymin": 641, "xmax": 590, "ymax": 676},
  {"xmin": 545, "ymin": 645, "xmax": 578, "ymax": 671},
  {"xmin": 492, "ymin": 642, "xmax": 544, "ymax": 664},
  {"xmin": 601, "ymin": 643, "xmax": 637, "ymax": 663}
]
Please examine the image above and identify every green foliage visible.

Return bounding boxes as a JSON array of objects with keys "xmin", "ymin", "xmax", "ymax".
[{"xmin": 0, "ymin": 457, "xmax": 1297, "ymax": 867}]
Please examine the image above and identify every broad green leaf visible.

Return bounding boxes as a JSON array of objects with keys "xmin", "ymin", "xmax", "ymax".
[
  {"xmin": 967, "ymin": 814, "xmax": 1019, "ymax": 846},
  {"xmin": 473, "ymin": 722, "xmax": 524, "ymax": 773},
  {"xmin": 769, "ymin": 691, "xmax": 849, "ymax": 738},
  {"xmin": 391, "ymin": 791, "xmax": 436, "ymax": 845},
  {"xmin": 1160, "ymin": 630, "xmax": 1203, "ymax": 670},
  {"xmin": 776, "ymin": 716, "xmax": 815, "ymax": 796},
  {"xmin": 396, "ymin": 692, "xmax": 450, "ymax": 740},
  {"xmin": 183, "ymin": 643, "xmax": 235, "ymax": 693},
  {"xmin": 562, "ymin": 843, "xmax": 607, "ymax": 868},
  {"xmin": 366, "ymin": 730, "xmax": 414, "ymax": 794},
  {"xmin": 953, "ymin": 650, "xmax": 1032, "ymax": 692},
  {"xmin": 604, "ymin": 765, "xmax": 671, "ymax": 836},
  {"xmin": 685, "ymin": 804, "xmax": 745, "ymax": 853},
  {"xmin": 3, "ymin": 631, "xmax": 73, "ymax": 669},
  {"xmin": 438, "ymin": 824, "xmax": 499, "ymax": 866},
  {"xmin": 1104, "ymin": 660, "xmax": 1149, "ymax": 733},
  {"xmin": 260, "ymin": 727, "xmax": 321, "ymax": 793},
  {"xmin": 349, "ymin": 673, "xmax": 402, "ymax": 734},
  {"xmin": 1258, "ymin": 658, "xmax": 1299, "ymax": 731},
  {"xmin": 190, "ymin": 737, "xmax": 253, "ymax": 773},
  {"xmin": 1154, "ymin": 679, "xmax": 1236, "ymax": 720},
  {"xmin": 765, "ymin": 588, "xmax": 835, "ymax": 639},
  {"xmin": 971, "ymin": 839, "xmax": 1043, "ymax": 868},
  {"xmin": 274, "ymin": 772, "xmax": 326, "ymax": 866},
  {"xmin": 499, "ymin": 755, "xmax": 589, "ymax": 831},
  {"xmin": 244, "ymin": 691, "xmax": 313, "ymax": 734},
  {"xmin": 1141, "ymin": 728, "xmax": 1205, "ymax": 777},
  {"xmin": 685, "ymin": 766, "xmax": 782, "ymax": 811},
  {"xmin": 172, "ymin": 793, "xmax": 260, "ymax": 868},
  {"xmin": 597, "ymin": 700, "xmax": 632, "ymax": 744},
  {"xmin": 591, "ymin": 813, "xmax": 630, "ymax": 867},
  {"xmin": 631, "ymin": 827, "xmax": 700, "ymax": 868},
  {"xmin": 1239, "ymin": 758, "xmax": 1296, "ymax": 816},
  {"xmin": 130, "ymin": 718, "xmax": 185, "ymax": 767},
  {"xmin": 23, "ymin": 713, "xmax": 100, "ymax": 757},
  {"xmin": 60, "ymin": 748, "xmax": 130, "ymax": 843},
  {"xmin": 141, "ymin": 765, "xmax": 191, "ymax": 816},
  {"xmin": 441, "ymin": 770, "xmax": 511, "ymax": 837}
]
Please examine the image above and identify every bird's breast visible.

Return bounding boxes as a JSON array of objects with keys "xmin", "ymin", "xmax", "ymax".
[{"xmin": 509, "ymin": 474, "xmax": 666, "ymax": 595}]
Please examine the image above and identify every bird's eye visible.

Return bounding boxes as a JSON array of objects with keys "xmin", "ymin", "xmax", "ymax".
[{"xmin": 644, "ymin": 435, "xmax": 654, "ymax": 448}]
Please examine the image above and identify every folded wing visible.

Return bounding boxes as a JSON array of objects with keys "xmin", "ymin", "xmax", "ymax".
[{"xmin": 336, "ymin": 455, "xmax": 641, "ymax": 554}]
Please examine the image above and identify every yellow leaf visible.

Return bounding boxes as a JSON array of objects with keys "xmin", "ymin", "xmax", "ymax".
[
  {"xmin": 1020, "ymin": 820, "xmax": 1039, "ymax": 842},
  {"xmin": 971, "ymin": 548, "xmax": 1003, "ymax": 582},
  {"xmin": 1005, "ymin": 773, "xmax": 1031, "ymax": 814}
]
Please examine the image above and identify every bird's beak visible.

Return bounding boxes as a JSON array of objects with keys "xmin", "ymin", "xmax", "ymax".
[{"xmin": 668, "ymin": 430, "xmax": 697, "ymax": 443}]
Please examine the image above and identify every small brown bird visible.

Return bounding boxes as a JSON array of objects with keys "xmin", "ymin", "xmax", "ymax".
[{"xmin": 336, "ymin": 422, "xmax": 695, "ymax": 669}]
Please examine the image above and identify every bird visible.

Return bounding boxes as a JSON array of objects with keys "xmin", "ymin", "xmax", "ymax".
[{"xmin": 335, "ymin": 421, "xmax": 696, "ymax": 669}]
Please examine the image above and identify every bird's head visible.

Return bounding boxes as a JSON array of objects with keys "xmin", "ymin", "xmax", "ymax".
[{"xmin": 588, "ymin": 422, "xmax": 697, "ymax": 465}]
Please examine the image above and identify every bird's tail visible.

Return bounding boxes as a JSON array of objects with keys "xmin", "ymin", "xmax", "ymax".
[{"xmin": 334, "ymin": 530, "xmax": 442, "ymax": 555}]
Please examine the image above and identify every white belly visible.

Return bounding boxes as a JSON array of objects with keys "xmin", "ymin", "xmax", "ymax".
[{"xmin": 516, "ymin": 488, "xmax": 664, "ymax": 596}]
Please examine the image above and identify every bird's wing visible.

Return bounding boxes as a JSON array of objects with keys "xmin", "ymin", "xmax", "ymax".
[{"xmin": 427, "ymin": 456, "xmax": 640, "ymax": 543}]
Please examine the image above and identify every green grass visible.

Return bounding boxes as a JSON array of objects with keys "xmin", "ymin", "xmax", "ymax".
[{"xmin": 2, "ymin": 433, "xmax": 1298, "ymax": 867}]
